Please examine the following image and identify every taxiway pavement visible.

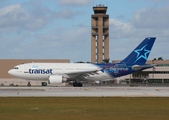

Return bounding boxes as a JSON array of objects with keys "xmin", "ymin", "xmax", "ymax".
[{"xmin": 0, "ymin": 87, "xmax": 169, "ymax": 97}]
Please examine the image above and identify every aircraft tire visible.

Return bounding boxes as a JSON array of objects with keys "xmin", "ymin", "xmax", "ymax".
[
  {"xmin": 73, "ymin": 82, "xmax": 78, "ymax": 87},
  {"xmin": 27, "ymin": 82, "xmax": 31, "ymax": 87},
  {"xmin": 27, "ymin": 84, "xmax": 31, "ymax": 87},
  {"xmin": 73, "ymin": 82, "xmax": 82, "ymax": 87},
  {"xmin": 77, "ymin": 83, "xmax": 83, "ymax": 87}
]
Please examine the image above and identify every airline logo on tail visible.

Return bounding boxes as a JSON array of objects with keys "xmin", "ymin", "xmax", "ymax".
[
  {"xmin": 120, "ymin": 37, "xmax": 156, "ymax": 65},
  {"xmin": 134, "ymin": 44, "xmax": 150, "ymax": 63}
]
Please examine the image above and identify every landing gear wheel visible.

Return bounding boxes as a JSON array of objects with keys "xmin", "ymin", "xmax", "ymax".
[
  {"xmin": 27, "ymin": 81, "xmax": 31, "ymax": 87},
  {"xmin": 73, "ymin": 82, "xmax": 83, "ymax": 87},
  {"xmin": 77, "ymin": 83, "xmax": 83, "ymax": 87},
  {"xmin": 73, "ymin": 82, "xmax": 78, "ymax": 87}
]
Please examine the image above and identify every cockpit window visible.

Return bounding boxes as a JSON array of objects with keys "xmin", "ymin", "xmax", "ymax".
[{"xmin": 14, "ymin": 67, "xmax": 19, "ymax": 69}]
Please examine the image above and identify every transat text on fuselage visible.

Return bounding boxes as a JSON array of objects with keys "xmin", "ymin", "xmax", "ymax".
[{"xmin": 29, "ymin": 69, "xmax": 53, "ymax": 74}]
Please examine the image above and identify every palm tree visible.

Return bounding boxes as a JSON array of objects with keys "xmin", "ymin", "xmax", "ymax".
[
  {"xmin": 153, "ymin": 57, "xmax": 164, "ymax": 61},
  {"xmin": 153, "ymin": 58, "xmax": 157, "ymax": 61},
  {"xmin": 103, "ymin": 58, "xmax": 110, "ymax": 63},
  {"xmin": 158, "ymin": 57, "xmax": 163, "ymax": 60}
]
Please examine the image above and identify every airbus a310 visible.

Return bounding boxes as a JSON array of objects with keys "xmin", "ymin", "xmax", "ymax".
[{"xmin": 8, "ymin": 37, "xmax": 156, "ymax": 87}]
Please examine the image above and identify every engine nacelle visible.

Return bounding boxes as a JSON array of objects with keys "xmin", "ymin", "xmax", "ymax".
[{"xmin": 48, "ymin": 75, "xmax": 63, "ymax": 84}]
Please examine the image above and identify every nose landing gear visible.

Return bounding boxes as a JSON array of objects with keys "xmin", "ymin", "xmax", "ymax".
[{"xmin": 27, "ymin": 81, "xmax": 31, "ymax": 87}]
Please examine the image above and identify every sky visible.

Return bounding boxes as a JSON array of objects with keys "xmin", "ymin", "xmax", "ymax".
[{"xmin": 0, "ymin": 0, "xmax": 169, "ymax": 62}]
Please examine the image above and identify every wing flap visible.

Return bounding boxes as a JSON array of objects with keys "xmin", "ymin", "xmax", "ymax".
[{"xmin": 53, "ymin": 69, "xmax": 103, "ymax": 80}]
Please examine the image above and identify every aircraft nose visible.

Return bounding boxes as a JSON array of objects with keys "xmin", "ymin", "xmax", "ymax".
[{"xmin": 8, "ymin": 69, "xmax": 13, "ymax": 75}]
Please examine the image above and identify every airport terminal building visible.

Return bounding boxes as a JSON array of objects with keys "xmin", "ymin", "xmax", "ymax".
[
  {"xmin": 0, "ymin": 59, "xmax": 169, "ymax": 86},
  {"xmin": 113, "ymin": 60, "xmax": 169, "ymax": 84}
]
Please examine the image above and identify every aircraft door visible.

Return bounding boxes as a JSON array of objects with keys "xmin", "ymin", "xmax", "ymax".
[
  {"xmin": 62, "ymin": 67, "xmax": 66, "ymax": 73},
  {"xmin": 24, "ymin": 65, "xmax": 30, "ymax": 73}
]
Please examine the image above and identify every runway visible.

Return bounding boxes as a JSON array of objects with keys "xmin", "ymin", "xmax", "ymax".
[{"xmin": 0, "ymin": 87, "xmax": 169, "ymax": 97}]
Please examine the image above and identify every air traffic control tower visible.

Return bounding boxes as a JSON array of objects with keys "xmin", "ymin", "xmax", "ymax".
[{"xmin": 91, "ymin": 4, "xmax": 109, "ymax": 63}]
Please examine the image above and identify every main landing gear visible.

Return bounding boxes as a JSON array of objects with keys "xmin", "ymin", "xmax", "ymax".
[
  {"xmin": 27, "ymin": 81, "xmax": 31, "ymax": 87},
  {"xmin": 73, "ymin": 82, "xmax": 83, "ymax": 87}
]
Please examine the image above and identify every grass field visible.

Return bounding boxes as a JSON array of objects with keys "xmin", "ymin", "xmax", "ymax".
[{"xmin": 0, "ymin": 97, "xmax": 169, "ymax": 120}]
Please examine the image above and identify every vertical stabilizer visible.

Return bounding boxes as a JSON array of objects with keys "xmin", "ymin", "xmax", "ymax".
[{"xmin": 120, "ymin": 37, "xmax": 156, "ymax": 65}]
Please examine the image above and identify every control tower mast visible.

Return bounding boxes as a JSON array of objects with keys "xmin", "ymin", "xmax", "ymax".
[{"xmin": 91, "ymin": 4, "xmax": 109, "ymax": 63}]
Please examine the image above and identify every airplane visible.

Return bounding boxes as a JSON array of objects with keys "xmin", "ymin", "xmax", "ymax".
[{"xmin": 8, "ymin": 37, "xmax": 156, "ymax": 87}]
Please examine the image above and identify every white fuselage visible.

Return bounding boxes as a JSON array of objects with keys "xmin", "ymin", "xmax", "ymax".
[{"xmin": 8, "ymin": 63, "xmax": 113, "ymax": 82}]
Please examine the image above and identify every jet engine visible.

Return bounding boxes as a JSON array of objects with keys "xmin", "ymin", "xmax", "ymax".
[{"xmin": 48, "ymin": 75, "xmax": 66, "ymax": 84}]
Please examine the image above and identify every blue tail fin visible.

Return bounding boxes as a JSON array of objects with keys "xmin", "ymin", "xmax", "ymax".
[{"xmin": 120, "ymin": 37, "xmax": 156, "ymax": 65}]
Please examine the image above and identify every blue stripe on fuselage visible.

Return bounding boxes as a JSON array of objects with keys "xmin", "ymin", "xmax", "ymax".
[{"xmin": 95, "ymin": 63, "xmax": 132, "ymax": 77}]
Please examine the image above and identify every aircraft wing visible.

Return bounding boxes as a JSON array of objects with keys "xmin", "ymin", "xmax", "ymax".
[{"xmin": 54, "ymin": 69, "xmax": 102, "ymax": 80}]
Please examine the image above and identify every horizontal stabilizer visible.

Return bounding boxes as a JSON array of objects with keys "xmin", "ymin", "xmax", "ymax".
[{"xmin": 132, "ymin": 64, "xmax": 154, "ymax": 71}]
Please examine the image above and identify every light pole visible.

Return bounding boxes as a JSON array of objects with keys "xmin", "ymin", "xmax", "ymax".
[{"xmin": 152, "ymin": 60, "xmax": 154, "ymax": 80}]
